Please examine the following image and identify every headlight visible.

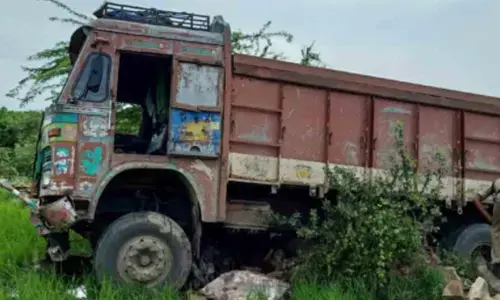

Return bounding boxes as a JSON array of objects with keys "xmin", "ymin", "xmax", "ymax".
[{"xmin": 41, "ymin": 172, "xmax": 51, "ymax": 187}]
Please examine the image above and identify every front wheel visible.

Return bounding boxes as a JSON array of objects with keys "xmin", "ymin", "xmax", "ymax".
[{"xmin": 94, "ymin": 212, "xmax": 193, "ymax": 289}]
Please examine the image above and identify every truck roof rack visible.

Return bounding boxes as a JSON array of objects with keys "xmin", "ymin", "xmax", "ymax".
[{"xmin": 93, "ymin": 2, "xmax": 211, "ymax": 32}]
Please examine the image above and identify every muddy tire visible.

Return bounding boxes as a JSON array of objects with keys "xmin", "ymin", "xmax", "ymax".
[
  {"xmin": 450, "ymin": 223, "xmax": 491, "ymax": 260},
  {"xmin": 94, "ymin": 211, "xmax": 192, "ymax": 289}
]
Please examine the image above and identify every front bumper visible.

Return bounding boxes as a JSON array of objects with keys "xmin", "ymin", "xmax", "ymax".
[
  {"xmin": 30, "ymin": 197, "xmax": 77, "ymax": 262},
  {"xmin": 1, "ymin": 179, "xmax": 78, "ymax": 262},
  {"xmin": 31, "ymin": 196, "xmax": 78, "ymax": 236},
  {"xmin": 30, "ymin": 210, "xmax": 51, "ymax": 236}
]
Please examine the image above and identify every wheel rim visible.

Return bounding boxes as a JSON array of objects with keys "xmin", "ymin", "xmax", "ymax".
[
  {"xmin": 117, "ymin": 235, "xmax": 173, "ymax": 286},
  {"xmin": 472, "ymin": 244, "xmax": 491, "ymax": 262}
]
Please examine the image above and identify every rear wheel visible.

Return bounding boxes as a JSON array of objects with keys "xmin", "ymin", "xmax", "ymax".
[
  {"xmin": 447, "ymin": 223, "xmax": 492, "ymax": 262},
  {"xmin": 94, "ymin": 211, "xmax": 192, "ymax": 289}
]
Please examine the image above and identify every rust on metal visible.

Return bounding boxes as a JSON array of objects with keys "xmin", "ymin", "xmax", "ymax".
[
  {"xmin": 233, "ymin": 54, "xmax": 500, "ymax": 116},
  {"xmin": 27, "ymin": 0, "xmax": 500, "ymax": 238}
]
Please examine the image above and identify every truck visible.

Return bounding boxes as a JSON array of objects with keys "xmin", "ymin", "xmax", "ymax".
[{"xmin": 15, "ymin": 1, "xmax": 500, "ymax": 289}]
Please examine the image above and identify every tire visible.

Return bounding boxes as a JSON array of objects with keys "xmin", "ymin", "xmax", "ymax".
[
  {"xmin": 94, "ymin": 211, "xmax": 192, "ymax": 289},
  {"xmin": 451, "ymin": 223, "xmax": 491, "ymax": 259}
]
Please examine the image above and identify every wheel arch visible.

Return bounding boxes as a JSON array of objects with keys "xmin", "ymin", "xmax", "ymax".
[
  {"xmin": 88, "ymin": 162, "xmax": 205, "ymax": 222},
  {"xmin": 88, "ymin": 163, "xmax": 204, "ymax": 256}
]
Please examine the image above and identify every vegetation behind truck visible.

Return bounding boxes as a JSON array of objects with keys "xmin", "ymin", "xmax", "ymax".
[{"xmin": 24, "ymin": 1, "xmax": 500, "ymax": 289}]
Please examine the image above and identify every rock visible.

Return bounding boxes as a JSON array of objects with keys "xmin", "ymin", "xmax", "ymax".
[
  {"xmin": 440, "ymin": 266, "xmax": 462, "ymax": 283},
  {"xmin": 468, "ymin": 277, "xmax": 491, "ymax": 300},
  {"xmin": 66, "ymin": 285, "xmax": 87, "ymax": 300},
  {"xmin": 493, "ymin": 294, "xmax": 500, "ymax": 300},
  {"xmin": 443, "ymin": 279, "xmax": 465, "ymax": 299},
  {"xmin": 266, "ymin": 270, "xmax": 284, "ymax": 279},
  {"xmin": 199, "ymin": 270, "xmax": 290, "ymax": 300},
  {"xmin": 477, "ymin": 260, "xmax": 500, "ymax": 294},
  {"xmin": 440, "ymin": 266, "xmax": 465, "ymax": 299}
]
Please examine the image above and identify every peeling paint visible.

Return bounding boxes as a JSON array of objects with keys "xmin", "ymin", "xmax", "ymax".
[
  {"xmin": 244, "ymin": 158, "xmax": 272, "ymax": 179},
  {"xmin": 343, "ymin": 142, "xmax": 359, "ymax": 165},
  {"xmin": 294, "ymin": 165, "xmax": 312, "ymax": 179},
  {"xmin": 239, "ymin": 124, "xmax": 270, "ymax": 142},
  {"xmin": 191, "ymin": 159, "xmax": 214, "ymax": 180},
  {"xmin": 473, "ymin": 160, "xmax": 500, "ymax": 172},
  {"xmin": 382, "ymin": 107, "xmax": 411, "ymax": 115}
]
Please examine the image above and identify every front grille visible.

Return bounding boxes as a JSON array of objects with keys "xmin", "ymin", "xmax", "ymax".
[{"xmin": 41, "ymin": 147, "xmax": 52, "ymax": 172}]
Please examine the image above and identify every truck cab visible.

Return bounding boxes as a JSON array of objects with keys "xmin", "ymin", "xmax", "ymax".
[{"xmin": 32, "ymin": 2, "xmax": 231, "ymax": 288}]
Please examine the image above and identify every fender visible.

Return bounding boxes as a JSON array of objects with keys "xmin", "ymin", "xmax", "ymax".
[{"xmin": 88, "ymin": 162, "xmax": 205, "ymax": 221}]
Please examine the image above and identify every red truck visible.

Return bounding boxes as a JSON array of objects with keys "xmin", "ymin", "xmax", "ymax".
[{"xmin": 14, "ymin": 1, "xmax": 500, "ymax": 289}]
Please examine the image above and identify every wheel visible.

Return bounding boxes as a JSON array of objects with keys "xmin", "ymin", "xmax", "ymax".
[
  {"xmin": 94, "ymin": 211, "xmax": 192, "ymax": 289},
  {"xmin": 451, "ymin": 223, "xmax": 491, "ymax": 261}
]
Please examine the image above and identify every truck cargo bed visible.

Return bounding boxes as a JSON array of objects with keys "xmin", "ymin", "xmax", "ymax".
[{"xmin": 226, "ymin": 54, "xmax": 500, "ymax": 202}]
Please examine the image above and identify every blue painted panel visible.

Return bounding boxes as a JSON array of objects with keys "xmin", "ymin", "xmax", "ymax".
[
  {"xmin": 168, "ymin": 108, "xmax": 221, "ymax": 156},
  {"xmin": 51, "ymin": 113, "xmax": 78, "ymax": 123}
]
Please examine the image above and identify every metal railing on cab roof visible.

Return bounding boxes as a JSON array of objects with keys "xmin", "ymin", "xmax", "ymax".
[{"xmin": 93, "ymin": 2, "xmax": 211, "ymax": 32}]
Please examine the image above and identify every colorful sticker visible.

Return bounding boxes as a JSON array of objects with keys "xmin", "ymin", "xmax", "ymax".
[
  {"xmin": 81, "ymin": 116, "xmax": 108, "ymax": 138},
  {"xmin": 54, "ymin": 147, "xmax": 70, "ymax": 176},
  {"xmin": 124, "ymin": 39, "xmax": 165, "ymax": 49},
  {"xmin": 168, "ymin": 108, "xmax": 221, "ymax": 156},
  {"xmin": 78, "ymin": 181, "xmax": 93, "ymax": 195},
  {"xmin": 51, "ymin": 113, "xmax": 78, "ymax": 123},
  {"xmin": 181, "ymin": 45, "xmax": 217, "ymax": 57},
  {"xmin": 81, "ymin": 146, "xmax": 103, "ymax": 176}
]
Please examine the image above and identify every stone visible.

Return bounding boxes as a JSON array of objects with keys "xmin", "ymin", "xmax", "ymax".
[
  {"xmin": 199, "ymin": 270, "xmax": 290, "ymax": 300},
  {"xmin": 442, "ymin": 279, "xmax": 465, "ymax": 299},
  {"xmin": 468, "ymin": 277, "xmax": 491, "ymax": 300},
  {"xmin": 493, "ymin": 294, "xmax": 500, "ymax": 300},
  {"xmin": 66, "ymin": 285, "xmax": 87, "ymax": 300},
  {"xmin": 440, "ymin": 266, "xmax": 462, "ymax": 283}
]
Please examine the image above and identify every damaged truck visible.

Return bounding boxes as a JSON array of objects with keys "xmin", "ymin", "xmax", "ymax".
[{"xmin": 6, "ymin": 1, "xmax": 500, "ymax": 289}]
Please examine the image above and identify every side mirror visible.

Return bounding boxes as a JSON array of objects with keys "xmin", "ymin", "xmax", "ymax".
[{"xmin": 86, "ymin": 54, "xmax": 104, "ymax": 93}]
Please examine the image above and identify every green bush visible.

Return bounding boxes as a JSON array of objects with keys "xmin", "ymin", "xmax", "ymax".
[{"xmin": 271, "ymin": 122, "xmax": 447, "ymax": 292}]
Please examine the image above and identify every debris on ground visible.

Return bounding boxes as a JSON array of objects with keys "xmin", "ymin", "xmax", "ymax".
[
  {"xmin": 443, "ymin": 279, "xmax": 465, "ymax": 299},
  {"xmin": 199, "ymin": 270, "xmax": 290, "ymax": 300},
  {"xmin": 476, "ymin": 256, "xmax": 500, "ymax": 294},
  {"xmin": 468, "ymin": 277, "xmax": 490, "ymax": 300},
  {"xmin": 440, "ymin": 271, "xmax": 500, "ymax": 300},
  {"xmin": 439, "ymin": 266, "xmax": 462, "ymax": 283},
  {"xmin": 66, "ymin": 285, "xmax": 87, "ymax": 300}
]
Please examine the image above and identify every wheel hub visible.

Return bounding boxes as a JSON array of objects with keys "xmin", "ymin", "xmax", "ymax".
[{"xmin": 117, "ymin": 236, "xmax": 173, "ymax": 285}]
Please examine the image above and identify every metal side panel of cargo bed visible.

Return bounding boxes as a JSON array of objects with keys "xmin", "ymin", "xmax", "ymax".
[{"xmin": 225, "ymin": 54, "xmax": 500, "ymax": 204}]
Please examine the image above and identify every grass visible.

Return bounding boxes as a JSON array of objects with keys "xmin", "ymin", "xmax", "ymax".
[{"xmin": 0, "ymin": 192, "xmax": 444, "ymax": 299}]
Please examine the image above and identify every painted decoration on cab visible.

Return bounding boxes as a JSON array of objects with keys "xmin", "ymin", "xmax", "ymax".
[
  {"xmin": 81, "ymin": 146, "xmax": 103, "ymax": 176},
  {"xmin": 81, "ymin": 116, "xmax": 108, "ymax": 137},
  {"xmin": 168, "ymin": 108, "xmax": 221, "ymax": 156},
  {"xmin": 51, "ymin": 113, "xmax": 78, "ymax": 124},
  {"xmin": 78, "ymin": 181, "xmax": 93, "ymax": 195},
  {"xmin": 54, "ymin": 146, "xmax": 70, "ymax": 176}
]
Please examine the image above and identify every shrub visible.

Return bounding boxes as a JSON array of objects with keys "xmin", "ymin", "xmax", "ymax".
[{"xmin": 271, "ymin": 122, "xmax": 448, "ymax": 288}]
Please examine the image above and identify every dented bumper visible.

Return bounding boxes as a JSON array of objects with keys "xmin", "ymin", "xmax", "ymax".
[
  {"xmin": 0, "ymin": 179, "xmax": 77, "ymax": 236},
  {"xmin": 29, "ymin": 197, "xmax": 78, "ymax": 237},
  {"xmin": 38, "ymin": 197, "xmax": 78, "ymax": 232}
]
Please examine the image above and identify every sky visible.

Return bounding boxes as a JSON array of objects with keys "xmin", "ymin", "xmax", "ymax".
[{"xmin": 1, "ymin": 0, "xmax": 499, "ymax": 111}]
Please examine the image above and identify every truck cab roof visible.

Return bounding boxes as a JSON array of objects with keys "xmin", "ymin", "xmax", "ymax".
[{"xmin": 92, "ymin": 2, "xmax": 212, "ymax": 32}]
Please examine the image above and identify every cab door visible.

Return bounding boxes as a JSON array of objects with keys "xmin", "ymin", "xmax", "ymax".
[
  {"xmin": 167, "ymin": 59, "xmax": 223, "ymax": 157},
  {"xmin": 50, "ymin": 43, "xmax": 114, "ymax": 199}
]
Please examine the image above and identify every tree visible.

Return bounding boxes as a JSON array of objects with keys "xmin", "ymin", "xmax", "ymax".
[
  {"xmin": 6, "ymin": 0, "xmax": 324, "ymax": 107},
  {"xmin": 0, "ymin": 109, "xmax": 42, "ymax": 180}
]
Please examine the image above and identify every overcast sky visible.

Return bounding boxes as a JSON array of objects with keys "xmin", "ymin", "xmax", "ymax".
[{"xmin": 1, "ymin": 0, "xmax": 499, "ymax": 111}]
